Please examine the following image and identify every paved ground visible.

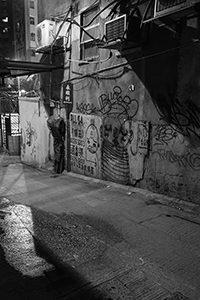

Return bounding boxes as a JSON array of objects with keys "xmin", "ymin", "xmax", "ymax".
[{"xmin": 0, "ymin": 154, "xmax": 200, "ymax": 300}]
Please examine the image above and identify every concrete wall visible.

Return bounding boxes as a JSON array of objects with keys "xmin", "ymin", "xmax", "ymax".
[
  {"xmin": 139, "ymin": 17, "xmax": 200, "ymax": 204},
  {"xmin": 36, "ymin": 0, "xmax": 200, "ymax": 204},
  {"xmin": 19, "ymin": 97, "xmax": 50, "ymax": 167},
  {"xmin": 66, "ymin": 1, "xmax": 200, "ymax": 204}
]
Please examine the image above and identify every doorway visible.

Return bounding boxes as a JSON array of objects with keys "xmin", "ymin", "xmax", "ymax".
[{"xmin": 1, "ymin": 113, "xmax": 21, "ymax": 155}]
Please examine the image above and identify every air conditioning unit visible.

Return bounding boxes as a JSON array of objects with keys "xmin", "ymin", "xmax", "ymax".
[
  {"xmin": 105, "ymin": 15, "xmax": 126, "ymax": 43},
  {"xmin": 35, "ymin": 20, "xmax": 56, "ymax": 49},
  {"xmin": 154, "ymin": 0, "xmax": 200, "ymax": 19}
]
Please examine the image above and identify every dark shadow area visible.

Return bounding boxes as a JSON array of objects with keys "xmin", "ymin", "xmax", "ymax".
[
  {"xmin": 47, "ymin": 116, "xmax": 66, "ymax": 174},
  {"xmin": 122, "ymin": 21, "xmax": 200, "ymax": 145},
  {"xmin": 0, "ymin": 242, "xmax": 56, "ymax": 300},
  {"xmin": 126, "ymin": 22, "xmax": 180, "ymax": 110},
  {"xmin": 31, "ymin": 207, "xmax": 124, "ymax": 300},
  {"xmin": 39, "ymin": 40, "xmax": 65, "ymax": 116},
  {"xmin": 0, "ymin": 195, "xmax": 118, "ymax": 300},
  {"xmin": 33, "ymin": 238, "xmax": 107, "ymax": 300}
]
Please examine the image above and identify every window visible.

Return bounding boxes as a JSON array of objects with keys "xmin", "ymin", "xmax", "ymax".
[
  {"xmin": 30, "ymin": 16, "xmax": 35, "ymax": 25},
  {"xmin": 30, "ymin": 32, "xmax": 35, "ymax": 41},
  {"xmin": 2, "ymin": 17, "xmax": 8, "ymax": 22},
  {"xmin": 80, "ymin": 5, "xmax": 100, "ymax": 60},
  {"xmin": 3, "ymin": 27, "xmax": 8, "ymax": 33},
  {"xmin": 30, "ymin": 0, "xmax": 34, "ymax": 9}
]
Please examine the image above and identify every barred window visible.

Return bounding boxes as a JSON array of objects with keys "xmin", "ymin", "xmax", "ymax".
[{"xmin": 80, "ymin": 4, "xmax": 100, "ymax": 60}]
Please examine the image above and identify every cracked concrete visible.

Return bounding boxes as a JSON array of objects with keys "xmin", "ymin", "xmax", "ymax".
[{"xmin": 0, "ymin": 156, "xmax": 199, "ymax": 299}]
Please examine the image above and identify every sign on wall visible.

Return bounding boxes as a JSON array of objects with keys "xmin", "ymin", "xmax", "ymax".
[
  {"xmin": 63, "ymin": 82, "xmax": 73, "ymax": 104},
  {"xmin": 70, "ymin": 113, "xmax": 102, "ymax": 178}
]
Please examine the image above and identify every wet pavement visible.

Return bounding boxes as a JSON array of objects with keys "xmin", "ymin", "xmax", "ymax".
[{"xmin": 0, "ymin": 155, "xmax": 200, "ymax": 300}]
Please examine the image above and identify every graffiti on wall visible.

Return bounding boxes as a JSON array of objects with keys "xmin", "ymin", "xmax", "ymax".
[
  {"xmin": 155, "ymin": 97, "xmax": 200, "ymax": 141},
  {"xmin": 103, "ymin": 122, "xmax": 133, "ymax": 150},
  {"xmin": 153, "ymin": 124, "xmax": 177, "ymax": 146},
  {"xmin": 25, "ymin": 121, "xmax": 37, "ymax": 147},
  {"xmin": 151, "ymin": 124, "xmax": 200, "ymax": 172},
  {"xmin": 98, "ymin": 86, "xmax": 139, "ymax": 124},
  {"xmin": 30, "ymin": 145, "xmax": 37, "ymax": 161},
  {"xmin": 146, "ymin": 123, "xmax": 200, "ymax": 201},
  {"xmin": 20, "ymin": 121, "xmax": 37, "ymax": 161},
  {"xmin": 102, "ymin": 118, "xmax": 149, "ymax": 184},
  {"xmin": 102, "ymin": 118, "xmax": 130, "ymax": 183},
  {"xmin": 152, "ymin": 149, "xmax": 200, "ymax": 171},
  {"xmin": 76, "ymin": 86, "xmax": 139, "ymax": 124},
  {"xmin": 75, "ymin": 85, "xmax": 150, "ymax": 184},
  {"xmin": 76, "ymin": 85, "xmax": 151, "ymax": 184},
  {"xmin": 76, "ymin": 102, "xmax": 97, "ymax": 115},
  {"xmin": 70, "ymin": 113, "xmax": 102, "ymax": 178}
]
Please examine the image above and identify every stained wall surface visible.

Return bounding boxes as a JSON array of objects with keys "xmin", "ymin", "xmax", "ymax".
[
  {"xmin": 34, "ymin": 0, "xmax": 200, "ymax": 204},
  {"xmin": 19, "ymin": 97, "xmax": 50, "ymax": 166},
  {"xmin": 66, "ymin": 1, "xmax": 200, "ymax": 204}
]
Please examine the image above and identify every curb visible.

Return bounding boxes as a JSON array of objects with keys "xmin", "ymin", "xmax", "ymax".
[
  {"xmin": 3, "ymin": 157, "xmax": 200, "ymax": 217},
  {"xmin": 63, "ymin": 171, "xmax": 200, "ymax": 216}
]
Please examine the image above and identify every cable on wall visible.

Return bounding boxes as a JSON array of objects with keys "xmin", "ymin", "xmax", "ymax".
[
  {"xmin": 62, "ymin": 39, "xmax": 200, "ymax": 84},
  {"xmin": 66, "ymin": 50, "xmax": 112, "ymax": 64}
]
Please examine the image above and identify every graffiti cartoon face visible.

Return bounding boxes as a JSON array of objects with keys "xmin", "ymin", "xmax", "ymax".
[{"xmin": 86, "ymin": 124, "xmax": 99, "ymax": 154}]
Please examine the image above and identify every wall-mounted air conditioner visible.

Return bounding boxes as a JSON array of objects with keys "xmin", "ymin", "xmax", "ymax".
[
  {"xmin": 104, "ymin": 15, "xmax": 126, "ymax": 43},
  {"xmin": 100, "ymin": 14, "xmax": 143, "ymax": 50},
  {"xmin": 154, "ymin": 0, "xmax": 200, "ymax": 19},
  {"xmin": 35, "ymin": 20, "xmax": 56, "ymax": 49}
]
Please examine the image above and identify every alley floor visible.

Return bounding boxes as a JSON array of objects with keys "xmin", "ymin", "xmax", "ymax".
[{"xmin": 0, "ymin": 155, "xmax": 200, "ymax": 300}]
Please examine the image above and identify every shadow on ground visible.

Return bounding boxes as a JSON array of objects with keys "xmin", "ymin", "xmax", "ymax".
[
  {"xmin": 31, "ymin": 206, "xmax": 124, "ymax": 300},
  {"xmin": 0, "ymin": 197, "xmax": 120, "ymax": 300}
]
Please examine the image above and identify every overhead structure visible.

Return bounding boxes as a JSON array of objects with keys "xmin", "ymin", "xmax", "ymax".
[
  {"xmin": 143, "ymin": 0, "xmax": 200, "ymax": 24},
  {"xmin": 0, "ymin": 58, "xmax": 63, "ymax": 78}
]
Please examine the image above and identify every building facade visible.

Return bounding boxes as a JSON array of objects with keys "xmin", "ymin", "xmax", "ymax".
[
  {"xmin": 0, "ymin": 0, "xmax": 14, "ymax": 59},
  {"xmin": 20, "ymin": 0, "xmax": 200, "ymax": 204},
  {"xmin": 0, "ymin": 0, "xmax": 40, "ymax": 153},
  {"xmin": 12, "ymin": 0, "xmax": 39, "ymax": 61}
]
